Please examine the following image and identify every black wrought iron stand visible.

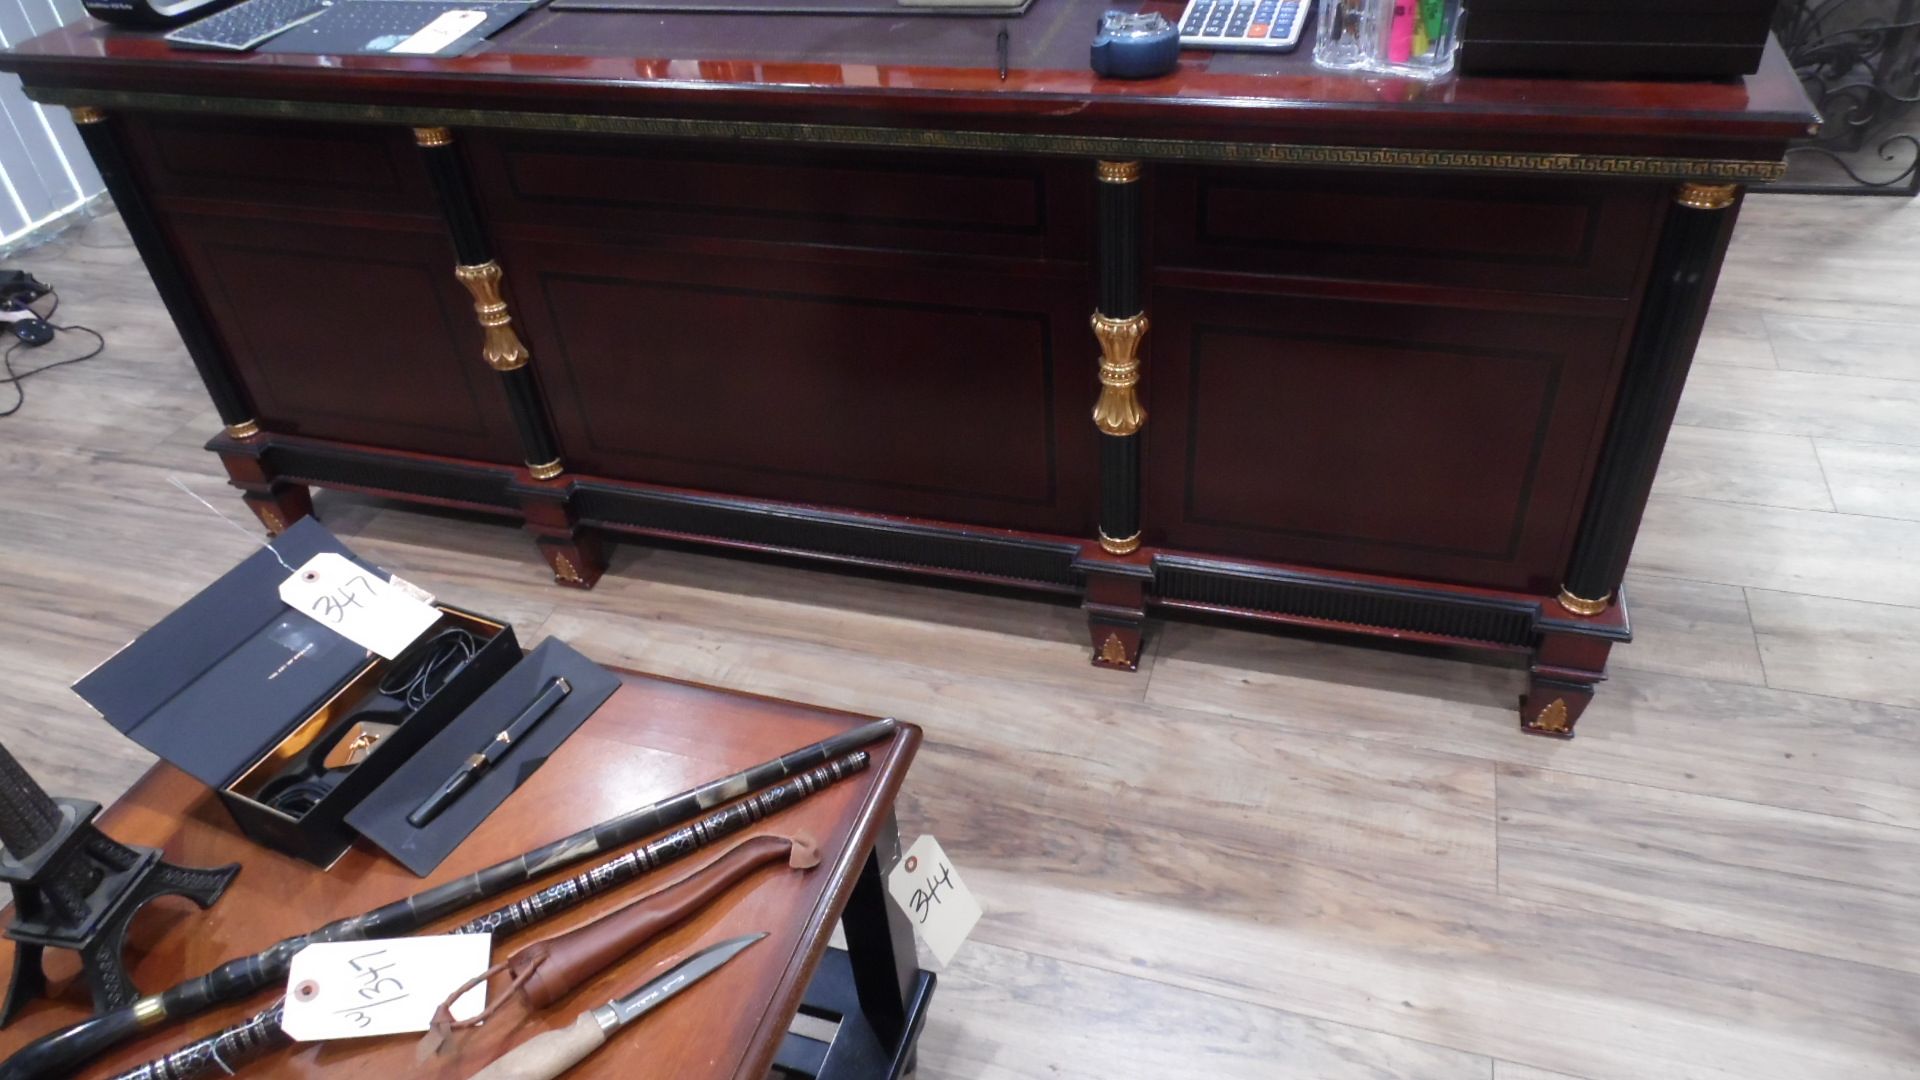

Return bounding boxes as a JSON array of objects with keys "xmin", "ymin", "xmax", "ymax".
[{"xmin": 1769, "ymin": 0, "xmax": 1920, "ymax": 195}]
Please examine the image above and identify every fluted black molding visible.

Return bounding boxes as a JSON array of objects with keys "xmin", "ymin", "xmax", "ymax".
[
  {"xmin": 1096, "ymin": 168, "xmax": 1141, "ymax": 317},
  {"xmin": 71, "ymin": 114, "xmax": 255, "ymax": 428},
  {"xmin": 416, "ymin": 136, "xmax": 490, "ymax": 266},
  {"xmin": 1562, "ymin": 187, "xmax": 1741, "ymax": 608},
  {"xmin": 1099, "ymin": 433, "xmax": 1140, "ymax": 548},
  {"xmin": 499, "ymin": 365, "xmax": 561, "ymax": 468}
]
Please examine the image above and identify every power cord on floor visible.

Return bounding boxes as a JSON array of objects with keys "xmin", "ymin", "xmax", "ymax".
[{"xmin": 0, "ymin": 291, "xmax": 107, "ymax": 419}]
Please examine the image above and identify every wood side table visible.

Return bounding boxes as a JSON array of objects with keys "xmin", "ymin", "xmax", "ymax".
[{"xmin": 0, "ymin": 670, "xmax": 932, "ymax": 1080}]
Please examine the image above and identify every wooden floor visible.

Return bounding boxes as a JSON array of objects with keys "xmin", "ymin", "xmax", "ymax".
[{"xmin": 3, "ymin": 194, "xmax": 1919, "ymax": 1080}]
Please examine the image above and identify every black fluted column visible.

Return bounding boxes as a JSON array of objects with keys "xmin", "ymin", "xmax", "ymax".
[
  {"xmin": 1559, "ymin": 181, "xmax": 1743, "ymax": 615},
  {"xmin": 67, "ymin": 106, "xmax": 260, "ymax": 439},
  {"xmin": 1092, "ymin": 159, "xmax": 1146, "ymax": 555},
  {"xmin": 413, "ymin": 126, "xmax": 565, "ymax": 479}
]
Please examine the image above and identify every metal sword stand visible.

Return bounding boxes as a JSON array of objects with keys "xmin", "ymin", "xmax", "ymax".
[{"xmin": 0, "ymin": 743, "xmax": 239, "ymax": 1026}]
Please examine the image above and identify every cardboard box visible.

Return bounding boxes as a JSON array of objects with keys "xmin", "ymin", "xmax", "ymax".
[{"xmin": 73, "ymin": 519, "xmax": 519, "ymax": 867}]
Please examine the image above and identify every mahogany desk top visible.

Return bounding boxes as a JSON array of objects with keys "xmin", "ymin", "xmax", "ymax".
[
  {"xmin": 0, "ymin": 0, "xmax": 1817, "ymax": 174},
  {"xmin": 0, "ymin": 669, "xmax": 922, "ymax": 1079}
]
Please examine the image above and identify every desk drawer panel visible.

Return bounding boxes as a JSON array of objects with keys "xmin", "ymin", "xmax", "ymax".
[
  {"xmin": 1156, "ymin": 167, "xmax": 1662, "ymax": 297},
  {"xmin": 468, "ymin": 132, "xmax": 1085, "ymax": 260},
  {"xmin": 1144, "ymin": 288, "xmax": 1626, "ymax": 592},
  {"xmin": 504, "ymin": 237, "xmax": 1097, "ymax": 535},
  {"xmin": 121, "ymin": 115, "xmax": 437, "ymax": 216}
]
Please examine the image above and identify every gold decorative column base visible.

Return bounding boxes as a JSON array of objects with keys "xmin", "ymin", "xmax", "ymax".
[
  {"xmin": 1556, "ymin": 587, "xmax": 1611, "ymax": 616},
  {"xmin": 1099, "ymin": 530, "xmax": 1141, "ymax": 556},
  {"xmin": 528, "ymin": 458, "xmax": 564, "ymax": 481},
  {"xmin": 1675, "ymin": 182, "xmax": 1739, "ymax": 211},
  {"xmin": 224, "ymin": 418, "xmax": 262, "ymax": 440}
]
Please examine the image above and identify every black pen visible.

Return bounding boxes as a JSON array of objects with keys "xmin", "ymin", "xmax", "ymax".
[
  {"xmin": 997, "ymin": 25, "xmax": 1009, "ymax": 81},
  {"xmin": 407, "ymin": 676, "xmax": 571, "ymax": 828}
]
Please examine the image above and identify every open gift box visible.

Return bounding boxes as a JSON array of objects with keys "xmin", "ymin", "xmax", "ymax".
[{"xmin": 72, "ymin": 519, "xmax": 520, "ymax": 868}]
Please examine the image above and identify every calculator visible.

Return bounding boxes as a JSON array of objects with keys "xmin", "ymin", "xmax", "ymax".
[{"xmin": 1176, "ymin": 0, "xmax": 1309, "ymax": 51}]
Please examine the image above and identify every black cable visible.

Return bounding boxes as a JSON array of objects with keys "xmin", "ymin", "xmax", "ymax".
[
  {"xmin": 0, "ymin": 290, "xmax": 107, "ymax": 418},
  {"xmin": 378, "ymin": 627, "xmax": 481, "ymax": 711}
]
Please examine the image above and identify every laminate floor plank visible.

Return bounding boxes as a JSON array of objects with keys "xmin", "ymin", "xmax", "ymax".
[
  {"xmin": 1815, "ymin": 438, "xmax": 1920, "ymax": 521},
  {"xmin": 915, "ymin": 942, "xmax": 1493, "ymax": 1080},
  {"xmin": 1494, "ymin": 1065, "xmax": 1592, "ymax": 1080},
  {"xmin": 1497, "ymin": 766, "xmax": 1920, "ymax": 975},
  {"xmin": 1747, "ymin": 588, "xmax": 1920, "ymax": 712},
  {"xmin": 1609, "ymin": 572, "xmax": 1767, "ymax": 687},
  {"xmin": 1675, "ymin": 365, "xmax": 1920, "ymax": 448},
  {"xmin": 1767, "ymin": 312, "xmax": 1920, "ymax": 382},
  {"xmin": 1692, "ymin": 302, "xmax": 1778, "ymax": 369},
  {"xmin": 1631, "ymin": 494, "xmax": 1920, "ymax": 608},
  {"xmin": 1146, "ymin": 623, "xmax": 1920, "ymax": 829},
  {"xmin": 1650, "ymin": 426, "xmax": 1834, "ymax": 511}
]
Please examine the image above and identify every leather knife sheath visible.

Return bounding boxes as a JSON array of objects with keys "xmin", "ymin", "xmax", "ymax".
[{"xmin": 514, "ymin": 833, "xmax": 814, "ymax": 1008}]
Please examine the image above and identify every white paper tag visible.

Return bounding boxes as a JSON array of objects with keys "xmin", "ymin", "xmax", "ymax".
[
  {"xmin": 281, "ymin": 935, "xmax": 491, "ymax": 1041},
  {"xmin": 388, "ymin": 9, "xmax": 487, "ymax": 53},
  {"xmin": 278, "ymin": 552, "xmax": 440, "ymax": 660},
  {"xmin": 885, "ymin": 835, "xmax": 980, "ymax": 967}
]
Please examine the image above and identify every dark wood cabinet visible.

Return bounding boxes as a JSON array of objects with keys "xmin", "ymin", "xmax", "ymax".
[{"xmin": 0, "ymin": 4, "xmax": 1816, "ymax": 736}]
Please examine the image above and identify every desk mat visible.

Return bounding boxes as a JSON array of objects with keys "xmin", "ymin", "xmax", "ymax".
[{"xmin": 553, "ymin": 0, "xmax": 1029, "ymax": 15}]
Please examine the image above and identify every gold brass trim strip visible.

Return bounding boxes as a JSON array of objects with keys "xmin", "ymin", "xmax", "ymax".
[
  {"xmin": 528, "ymin": 457, "xmax": 564, "ymax": 480},
  {"xmin": 1675, "ymin": 182, "xmax": 1738, "ymax": 210},
  {"xmin": 413, "ymin": 126, "xmax": 454, "ymax": 147},
  {"xmin": 224, "ymin": 418, "xmax": 262, "ymax": 440},
  {"xmin": 1556, "ymin": 587, "xmax": 1611, "ymax": 616},
  {"xmin": 1091, "ymin": 312, "xmax": 1148, "ymax": 437},
  {"xmin": 1096, "ymin": 159, "xmax": 1143, "ymax": 184},
  {"xmin": 68, "ymin": 105, "xmax": 107, "ymax": 125},
  {"xmin": 453, "ymin": 260, "xmax": 531, "ymax": 371},
  {"xmin": 19, "ymin": 89, "xmax": 1791, "ymax": 183},
  {"xmin": 1099, "ymin": 529, "xmax": 1142, "ymax": 556}
]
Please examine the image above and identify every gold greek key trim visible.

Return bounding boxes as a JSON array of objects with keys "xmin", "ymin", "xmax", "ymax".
[
  {"xmin": 1091, "ymin": 312, "xmax": 1148, "ymax": 437},
  {"xmin": 1099, "ymin": 529, "xmax": 1142, "ymax": 556},
  {"xmin": 18, "ymin": 89, "xmax": 1791, "ymax": 182},
  {"xmin": 1096, "ymin": 160, "xmax": 1142, "ymax": 184},
  {"xmin": 1526, "ymin": 698, "xmax": 1572, "ymax": 735},
  {"xmin": 413, "ymin": 126, "xmax": 454, "ymax": 147},
  {"xmin": 551, "ymin": 553, "xmax": 584, "ymax": 584},
  {"xmin": 1556, "ymin": 587, "xmax": 1611, "ymax": 616},
  {"xmin": 453, "ymin": 260, "xmax": 530, "ymax": 371},
  {"xmin": 528, "ymin": 457, "xmax": 564, "ymax": 480},
  {"xmin": 224, "ymin": 418, "xmax": 262, "ymax": 439},
  {"xmin": 132, "ymin": 996, "xmax": 167, "ymax": 1025},
  {"xmin": 1097, "ymin": 632, "xmax": 1131, "ymax": 666},
  {"xmin": 68, "ymin": 105, "xmax": 107, "ymax": 125},
  {"xmin": 1675, "ymin": 182, "xmax": 1739, "ymax": 210}
]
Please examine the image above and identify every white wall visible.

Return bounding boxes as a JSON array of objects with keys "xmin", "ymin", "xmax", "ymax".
[{"xmin": 0, "ymin": 0, "xmax": 104, "ymax": 246}]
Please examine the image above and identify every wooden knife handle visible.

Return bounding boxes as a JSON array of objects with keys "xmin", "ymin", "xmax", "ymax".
[{"xmin": 466, "ymin": 1012, "xmax": 607, "ymax": 1080}]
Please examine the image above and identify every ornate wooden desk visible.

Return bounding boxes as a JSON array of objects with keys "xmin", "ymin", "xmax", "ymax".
[
  {"xmin": 0, "ymin": 7, "xmax": 1817, "ymax": 736},
  {"xmin": 0, "ymin": 670, "xmax": 930, "ymax": 1079}
]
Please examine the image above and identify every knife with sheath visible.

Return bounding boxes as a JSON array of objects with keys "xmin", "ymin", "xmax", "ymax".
[{"xmin": 466, "ymin": 932, "xmax": 765, "ymax": 1080}]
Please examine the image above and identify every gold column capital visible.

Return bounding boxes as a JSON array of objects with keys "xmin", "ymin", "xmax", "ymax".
[
  {"xmin": 1096, "ymin": 160, "xmax": 1142, "ymax": 184},
  {"xmin": 1675, "ymin": 182, "xmax": 1738, "ymax": 211},
  {"xmin": 224, "ymin": 418, "xmax": 262, "ymax": 440},
  {"xmin": 454, "ymin": 260, "xmax": 530, "ymax": 371},
  {"xmin": 413, "ymin": 126, "xmax": 454, "ymax": 147},
  {"xmin": 1091, "ymin": 312, "xmax": 1148, "ymax": 437},
  {"xmin": 1556, "ymin": 587, "xmax": 1611, "ymax": 616},
  {"xmin": 68, "ymin": 106, "xmax": 107, "ymax": 126}
]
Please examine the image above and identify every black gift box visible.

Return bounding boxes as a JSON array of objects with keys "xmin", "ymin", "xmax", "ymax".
[
  {"xmin": 73, "ymin": 519, "xmax": 520, "ymax": 867},
  {"xmin": 1459, "ymin": 0, "xmax": 1777, "ymax": 80}
]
